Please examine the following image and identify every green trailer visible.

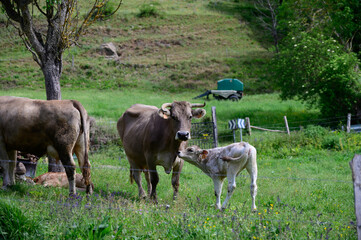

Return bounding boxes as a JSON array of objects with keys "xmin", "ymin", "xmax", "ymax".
[{"xmin": 194, "ymin": 78, "xmax": 244, "ymax": 101}]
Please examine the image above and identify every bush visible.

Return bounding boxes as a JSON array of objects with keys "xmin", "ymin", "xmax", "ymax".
[{"xmin": 137, "ymin": 2, "xmax": 162, "ymax": 18}]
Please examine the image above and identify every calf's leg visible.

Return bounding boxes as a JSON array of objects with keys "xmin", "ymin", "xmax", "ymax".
[
  {"xmin": 246, "ymin": 150, "xmax": 258, "ymax": 211},
  {"xmin": 171, "ymin": 157, "xmax": 184, "ymax": 200},
  {"xmin": 221, "ymin": 172, "xmax": 237, "ymax": 210},
  {"xmin": 212, "ymin": 178, "xmax": 224, "ymax": 210}
]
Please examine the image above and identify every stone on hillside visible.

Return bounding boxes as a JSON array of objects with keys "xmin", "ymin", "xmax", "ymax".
[{"xmin": 98, "ymin": 42, "xmax": 118, "ymax": 59}]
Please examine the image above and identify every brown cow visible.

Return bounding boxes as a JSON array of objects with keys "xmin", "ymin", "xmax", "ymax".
[
  {"xmin": 117, "ymin": 101, "xmax": 206, "ymax": 201},
  {"xmin": 0, "ymin": 96, "xmax": 92, "ymax": 195}
]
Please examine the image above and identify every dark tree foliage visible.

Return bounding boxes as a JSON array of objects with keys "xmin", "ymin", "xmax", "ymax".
[{"xmin": 271, "ymin": 0, "xmax": 361, "ymax": 118}]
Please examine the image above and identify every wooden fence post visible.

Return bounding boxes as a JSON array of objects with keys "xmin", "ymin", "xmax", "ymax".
[
  {"xmin": 245, "ymin": 117, "xmax": 251, "ymax": 136},
  {"xmin": 350, "ymin": 154, "xmax": 361, "ymax": 240},
  {"xmin": 211, "ymin": 106, "xmax": 218, "ymax": 148},
  {"xmin": 347, "ymin": 113, "xmax": 351, "ymax": 133},
  {"xmin": 284, "ymin": 116, "xmax": 290, "ymax": 135}
]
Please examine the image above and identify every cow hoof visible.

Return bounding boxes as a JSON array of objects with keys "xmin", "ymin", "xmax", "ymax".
[{"xmin": 86, "ymin": 184, "xmax": 93, "ymax": 195}]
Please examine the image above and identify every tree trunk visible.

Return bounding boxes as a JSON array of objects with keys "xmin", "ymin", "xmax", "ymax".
[
  {"xmin": 42, "ymin": 54, "xmax": 62, "ymax": 101},
  {"xmin": 42, "ymin": 55, "xmax": 65, "ymax": 173}
]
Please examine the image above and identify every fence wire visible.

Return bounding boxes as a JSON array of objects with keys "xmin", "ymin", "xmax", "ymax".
[{"xmin": 0, "ymin": 159, "xmax": 352, "ymax": 183}]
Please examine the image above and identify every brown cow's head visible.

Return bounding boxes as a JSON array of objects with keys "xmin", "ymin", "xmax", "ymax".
[{"xmin": 158, "ymin": 101, "xmax": 206, "ymax": 141}]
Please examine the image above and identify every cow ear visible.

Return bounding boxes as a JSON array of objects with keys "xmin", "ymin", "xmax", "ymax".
[
  {"xmin": 192, "ymin": 109, "xmax": 206, "ymax": 119},
  {"xmin": 158, "ymin": 108, "xmax": 170, "ymax": 119}
]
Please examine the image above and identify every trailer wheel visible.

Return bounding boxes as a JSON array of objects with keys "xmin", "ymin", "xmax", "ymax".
[{"xmin": 229, "ymin": 95, "xmax": 239, "ymax": 101}]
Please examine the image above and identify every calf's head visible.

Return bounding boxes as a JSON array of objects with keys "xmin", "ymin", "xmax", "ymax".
[
  {"xmin": 158, "ymin": 101, "xmax": 206, "ymax": 141},
  {"xmin": 178, "ymin": 145, "xmax": 209, "ymax": 163}
]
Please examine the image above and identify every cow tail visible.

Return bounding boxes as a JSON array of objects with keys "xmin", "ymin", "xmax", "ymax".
[{"xmin": 72, "ymin": 100, "xmax": 91, "ymax": 186}]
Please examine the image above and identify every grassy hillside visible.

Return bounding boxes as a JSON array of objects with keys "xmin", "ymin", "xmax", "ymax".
[{"xmin": 0, "ymin": 0, "xmax": 273, "ymax": 94}]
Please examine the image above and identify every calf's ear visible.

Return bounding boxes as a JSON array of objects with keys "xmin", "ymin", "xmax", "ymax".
[
  {"xmin": 192, "ymin": 109, "xmax": 206, "ymax": 119},
  {"xmin": 201, "ymin": 150, "xmax": 208, "ymax": 160}
]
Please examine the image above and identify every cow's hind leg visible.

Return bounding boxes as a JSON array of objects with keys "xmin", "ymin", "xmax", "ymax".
[
  {"xmin": 130, "ymin": 164, "xmax": 147, "ymax": 199},
  {"xmin": 58, "ymin": 151, "xmax": 77, "ymax": 195},
  {"xmin": 171, "ymin": 157, "xmax": 184, "ymax": 200}
]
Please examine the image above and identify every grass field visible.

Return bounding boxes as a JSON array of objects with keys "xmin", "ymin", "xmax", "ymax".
[
  {"xmin": 0, "ymin": 89, "xmax": 358, "ymax": 239},
  {"xmin": 0, "ymin": 0, "xmax": 359, "ymax": 239}
]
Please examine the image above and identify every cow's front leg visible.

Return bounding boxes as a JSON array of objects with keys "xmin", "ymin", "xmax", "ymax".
[
  {"xmin": 212, "ymin": 177, "xmax": 224, "ymax": 210},
  {"xmin": 7, "ymin": 150, "xmax": 16, "ymax": 186},
  {"xmin": 0, "ymin": 140, "xmax": 15, "ymax": 188},
  {"xmin": 171, "ymin": 157, "xmax": 184, "ymax": 200},
  {"xmin": 148, "ymin": 164, "xmax": 159, "ymax": 203},
  {"xmin": 144, "ymin": 170, "xmax": 152, "ymax": 197}
]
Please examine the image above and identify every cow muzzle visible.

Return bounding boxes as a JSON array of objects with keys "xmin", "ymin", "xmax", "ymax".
[{"xmin": 176, "ymin": 131, "xmax": 190, "ymax": 141}]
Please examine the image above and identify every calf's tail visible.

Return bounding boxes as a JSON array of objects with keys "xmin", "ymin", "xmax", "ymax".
[{"xmin": 221, "ymin": 142, "xmax": 251, "ymax": 162}]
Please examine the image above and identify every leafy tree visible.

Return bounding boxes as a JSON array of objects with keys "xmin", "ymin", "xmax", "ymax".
[
  {"xmin": 0, "ymin": 0, "xmax": 122, "ymax": 100},
  {"xmin": 277, "ymin": 0, "xmax": 360, "ymax": 56},
  {"xmin": 273, "ymin": 32, "xmax": 361, "ymax": 117}
]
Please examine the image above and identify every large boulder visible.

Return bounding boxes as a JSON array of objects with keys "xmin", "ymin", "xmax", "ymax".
[{"xmin": 98, "ymin": 42, "xmax": 118, "ymax": 59}]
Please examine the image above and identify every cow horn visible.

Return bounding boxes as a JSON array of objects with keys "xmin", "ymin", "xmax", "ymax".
[
  {"xmin": 191, "ymin": 102, "xmax": 206, "ymax": 108},
  {"xmin": 161, "ymin": 103, "xmax": 172, "ymax": 115}
]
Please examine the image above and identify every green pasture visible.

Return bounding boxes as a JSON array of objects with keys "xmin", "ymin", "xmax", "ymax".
[
  {"xmin": 0, "ymin": 89, "xmax": 358, "ymax": 239},
  {"xmin": 0, "ymin": 0, "xmax": 359, "ymax": 238}
]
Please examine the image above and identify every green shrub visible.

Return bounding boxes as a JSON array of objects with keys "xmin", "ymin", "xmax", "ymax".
[{"xmin": 137, "ymin": 2, "xmax": 162, "ymax": 18}]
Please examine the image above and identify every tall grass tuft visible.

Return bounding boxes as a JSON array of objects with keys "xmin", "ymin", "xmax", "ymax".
[{"xmin": 0, "ymin": 201, "xmax": 44, "ymax": 240}]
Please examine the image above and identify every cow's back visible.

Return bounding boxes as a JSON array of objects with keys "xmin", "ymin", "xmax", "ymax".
[
  {"xmin": 117, "ymin": 104, "xmax": 157, "ymax": 141},
  {"xmin": 0, "ymin": 96, "xmax": 82, "ymax": 156}
]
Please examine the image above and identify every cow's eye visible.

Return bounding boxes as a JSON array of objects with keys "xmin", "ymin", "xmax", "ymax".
[{"xmin": 187, "ymin": 148, "xmax": 194, "ymax": 153}]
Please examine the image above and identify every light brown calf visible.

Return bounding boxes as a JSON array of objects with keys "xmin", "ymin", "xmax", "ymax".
[
  {"xmin": 178, "ymin": 142, "xmax": 257, "ymax": 211},
  {"xmin": 34, "ymin": 172, "xmax": 93, "ymax": 190}
]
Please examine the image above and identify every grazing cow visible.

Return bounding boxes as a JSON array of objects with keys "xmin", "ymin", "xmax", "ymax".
[
  {"xmin": 117, "ymin": 101, "xmax": 206, "ymax": 201},
  {"xmin": 0, "ymin": 96, "xmax": 92, "ymax": 195},
  {"xmin": 178, "ymin": 142, "xmax": 257, "ymax": 211},
  {"xmin": 34, "ymin": 172, "xmax": 94, "ymax": 190}
]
